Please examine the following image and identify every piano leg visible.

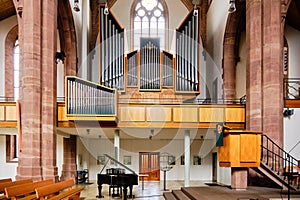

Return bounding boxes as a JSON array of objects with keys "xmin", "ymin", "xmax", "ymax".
[
  {"xmin": 96, "ymin": 185, "xmax": 104, "ymax": 198},
  {"xmin": 128, "ymin": 185, "xmax": 135, "ymax": 198},
  {"xmin": 122, "ymin": 186, "xmax": 128, "ymax": 200}
]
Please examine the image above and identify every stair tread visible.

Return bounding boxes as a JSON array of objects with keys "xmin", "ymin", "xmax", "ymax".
[
  {"xmin": 172, "ymin": 189, "xmax": 191, "ymax": 200},
  {"xmin": 163, "ymin": 192, "xmax": 177, "ymax": 200}
]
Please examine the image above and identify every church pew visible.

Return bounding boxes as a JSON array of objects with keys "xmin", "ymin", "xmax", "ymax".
[
  {"xmin": 0, "ymin": 179, "xmax": 33, "ymax": 200},
  {"xmin": 5, "ymin": 179, "xmax": 54, "ymax": 200},
  {"xmin": 35, "ymin": 179, "xmax": 84, "ymax": 200},
  {"xmin": 0, "ymin": 179, "xmax": 11, "ymax": 184}
]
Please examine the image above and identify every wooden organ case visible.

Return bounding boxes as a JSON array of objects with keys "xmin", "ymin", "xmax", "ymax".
[{"xmin": 99, "ymin": 4, "xmax": 200, "ymax": 98}]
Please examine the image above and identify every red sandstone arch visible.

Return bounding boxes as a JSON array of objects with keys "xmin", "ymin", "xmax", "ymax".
[{"xmin": 222, "ymin": 1, "xmax": 246, "ymax": 100}]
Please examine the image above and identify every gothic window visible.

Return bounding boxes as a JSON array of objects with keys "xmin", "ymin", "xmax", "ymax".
[{"xmin": 132, "ymin": 0, "xmax": 168, "ymax": 50}]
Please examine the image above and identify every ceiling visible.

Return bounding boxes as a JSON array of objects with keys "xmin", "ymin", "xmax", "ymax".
[{"xmin": 0, "ymin": 0, "xmax": 15, "ymax": 21}]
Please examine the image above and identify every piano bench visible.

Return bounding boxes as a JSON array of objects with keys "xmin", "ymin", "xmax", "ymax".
[{"xmin": 109, "ymin": 185, "xmax": 122, "ymax": 197}]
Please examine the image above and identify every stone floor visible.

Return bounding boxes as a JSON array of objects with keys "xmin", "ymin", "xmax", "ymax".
[{"xmin": 77, "ymin": 180, "xmax": 300, "ymax": 200}]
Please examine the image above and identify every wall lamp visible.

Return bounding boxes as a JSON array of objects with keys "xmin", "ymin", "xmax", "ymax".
[
  {"xmin": 55, "ymin": 51, "xmax": 66, "ymax": 64},
  {"xmin": 104, "ymin": 2, "xmax": 109, "ymax": 15},
  {"xmin": 228, "ymin": 0, "xmax": 236, "ymax": 13},
  {"xmin": 193, "ymin": 4, "xmax": 198, "ymax": 17},
  {"xmin": 73, "ymin": 0, "xmax": 80, "ymax": 12},
  {"xmin": 283, "ymin": 108, "xmax": 294, "ymax": 117}
]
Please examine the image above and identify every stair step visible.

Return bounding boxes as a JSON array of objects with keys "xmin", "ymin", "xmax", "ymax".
[
  {"xmin": 172, "ymin": 189, "xmax": 191, "ymax": 200},
  {"xmin": 163, "ymin": 192, "xmax": 177, "ymax": 200}
]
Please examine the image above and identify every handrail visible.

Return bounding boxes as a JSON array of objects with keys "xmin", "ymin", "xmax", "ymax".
[{"xmin": 261, "ymin": 134, "xmax": 299, "ymax": 184}]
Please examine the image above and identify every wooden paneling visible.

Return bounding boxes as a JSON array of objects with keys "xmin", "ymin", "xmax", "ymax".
[
  {"xmin": 146, "ymin": 106, "xmax": 172, "ymax": 122},
  {"xmin": 120, "ymin": 107, "xmax": 145, "ymax": 122},
  {"xmin": 58, "ymin": 105, "xmax": 68, "ymax": 121},
  {"xmin": 5, "ymin": 105, "xmax": 16, "ymax": 121},
  {"xmin": 173, "ymin": 107, "xmax": 198, "ymax": 122},
  {"xmin": 0, "ymin": 106, "xmax": 4, "ymax": 120},
  {"xmin": 199, "ymin": 107, "xmax": 224, "ymax": 122},
  {"xmin": 225, "ymin": 107, "xmax": 245, "ymax": 122},
  {"xmin": 219, "ymin": 130, "xmax": 261, "ymax": 167}
]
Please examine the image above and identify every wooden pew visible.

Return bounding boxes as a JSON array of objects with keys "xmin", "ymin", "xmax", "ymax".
[
  {"xmin": 0, "ymin": 179, "xmax": 11, "ymax": 184},
  {"xmin": 0, "ymin": 179, "xmax": 33, "ymax": 200},
  {"xmin": 35, "ymin": 179, "xmax": 84, "ymax": 200},
  {"xmin": 5, "ymin": 179, "xmax": 54, "ymax": 200}
]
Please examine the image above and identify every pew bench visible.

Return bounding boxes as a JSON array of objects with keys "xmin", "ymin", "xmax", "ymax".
[
  {"xmin": 0, "ymin": 179, "xmax": 12, "ymax": 184},
  {"xmin": 0, "ymin": 179, "xmax": 33, "ymax": 200},
  {"xmin": 35, "ymin": 179, "xmax": 84, "ymax": 200},
  {"xmin": 5, "ymin": 179, "xmax": 54, "ymax": 200}
]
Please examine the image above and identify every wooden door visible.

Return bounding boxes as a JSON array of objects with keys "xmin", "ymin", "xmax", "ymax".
[
  {"xmin": 212, "ymin": 152, "xmax": 217, "ymax": 182},
  {"xmin": 139, "ymin": 152, "xmax": 160, "ymax": 181}
]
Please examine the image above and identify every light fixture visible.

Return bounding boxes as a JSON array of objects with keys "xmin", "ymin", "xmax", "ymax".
[
  {"xmin": 73, "ymin": 0, "xmax": 80, "ymax": 12},
  {"xmin": 149, "ymin": 129, "xmax": 154, "ymax": 140},
  {"xmin": 228, "ymin": 0, "xmax": 236, "ymax": 13},
  {"xmin": 104, "ymin": 2, "xmax": 109, "ymax": 15},
  {"xmin": 193, "ymin": 4, "xmax": 198, "ymax": 16},
  {"xmin": 55, "ymin": 51, "xmax": 66, "ymax": 64}
]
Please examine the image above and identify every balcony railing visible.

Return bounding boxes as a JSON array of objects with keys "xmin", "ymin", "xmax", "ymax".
[
  {"xmin": 284, "ymin": 78, "xmax": 300, "ymax": 100},
  {"xmin": 66, "ymin": 76, "xmax": 117, "ymax": 116}
]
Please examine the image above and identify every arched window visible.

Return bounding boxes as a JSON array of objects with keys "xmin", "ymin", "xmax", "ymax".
[
  {"xmin": 14, "ymin": 39, "xmax": 20, "ymax": 101},
  {"xmin": 131, "ymin": 0, "xmax": 168, "ymax": 50}
]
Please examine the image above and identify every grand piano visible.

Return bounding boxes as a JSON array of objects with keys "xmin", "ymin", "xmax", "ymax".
[{"xmin": 97, "ymin": 154, "xmax": 138, "ymax": 200}]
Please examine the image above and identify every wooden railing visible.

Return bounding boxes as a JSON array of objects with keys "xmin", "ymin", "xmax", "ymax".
[{"xmin": 66, "ymin": 76, "xmax": 117, "ymax": 116}]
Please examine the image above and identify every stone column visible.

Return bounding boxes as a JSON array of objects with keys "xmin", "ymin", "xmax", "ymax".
[
  {"xmin": 16, "ymin": 0, "xmax": 58, "ymax": 181},
  {"xmin": 262, "ymin": 0, "xmax": 283, "ymax": 146},
  {"xmin": 184, "ymin": 130, "xmax": 190, "ymax": 187},
  {"xmin": 61, "ymin": 136, "xmax": 77, "ymax": 181}
]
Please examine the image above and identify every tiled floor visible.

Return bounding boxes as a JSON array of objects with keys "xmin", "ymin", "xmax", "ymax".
[
  {"xmin": 78, "ymin": 180, "xmax": 206, "ymax": 200},
  {"xmin": 78, "ymin": 180, "xmax": 300, "ymax": 200}
]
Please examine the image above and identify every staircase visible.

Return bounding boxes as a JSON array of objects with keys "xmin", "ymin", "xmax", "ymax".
[
  {"xmin": 254, "ymin": 134, "xmax": 299, "ymax": 191},
  {"xmin": 164, "ymin": 134, "xmax": 299, "ymax": 200}
]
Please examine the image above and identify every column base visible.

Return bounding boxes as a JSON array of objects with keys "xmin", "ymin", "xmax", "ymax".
[{"xmin": 231, "ymin": 168, "xmax": 248, "ymax": 190}]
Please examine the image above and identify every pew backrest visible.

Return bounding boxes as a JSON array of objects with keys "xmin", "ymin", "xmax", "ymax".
[
  {"xmin": 0, "ymin": 179, "xmax": 33, "ymax": 193},
  {"xmin": 0, "ymin": 179, "xmax": 12, "ymax": 184},
  {"xmin": 5, "ymin": 179, "xmax": 54, "ymax": 200},
  {"xmin": 35, "ymin": 179, "xmax": 76, "ymax": 200}
]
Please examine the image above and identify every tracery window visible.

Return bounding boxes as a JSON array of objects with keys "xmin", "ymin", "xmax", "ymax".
[
  {"xmin": 14, "ymin": 39, "xmax": 20, "ymax": 101},
  {"xmin": 132, "ymin": 0, "xmax": 168, "ymax": 50}
]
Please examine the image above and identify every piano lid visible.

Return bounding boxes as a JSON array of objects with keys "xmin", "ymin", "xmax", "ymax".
[{"xmin": 100, "ymin": 154, "xmax": 137, "ymax": 175}]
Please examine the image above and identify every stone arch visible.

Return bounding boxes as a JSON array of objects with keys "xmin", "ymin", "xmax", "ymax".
[
  {"xmin": 58, "ymin": 0, "xmax": 77, "ymax": 76},
  {"xmin": 222, "ymin": 1, "xmax": 246, "ymax": 100},
  {"xmin": 5, "ymin": 25, "xmax": 18, "ymax": 99}
]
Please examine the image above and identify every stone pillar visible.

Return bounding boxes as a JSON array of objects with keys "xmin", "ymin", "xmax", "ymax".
[
  {"xmin": 184, "ymin": 130, "xmax": 190, "ymax": 187},
  {"xmin": 16, "ymin": 0, "xmax": 58, "ymax": 181},
  {"xmin": 231, "ymin": 168, "xmax": 248, "ymax": 190},
  {"xmin": 61, "ymin": 136, "xmax": 77, "ymax": 181},
  {"xmin": 262, "ymin": 0, "xmax": 283, "ymax": 146}
]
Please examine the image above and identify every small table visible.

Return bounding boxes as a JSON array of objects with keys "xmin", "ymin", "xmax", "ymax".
[{"xmin": 139, "ymin": 174, "xmax": 149, "ymax": 190}]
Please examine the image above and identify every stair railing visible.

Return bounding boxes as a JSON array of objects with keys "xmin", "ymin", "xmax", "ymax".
[{"xmin": 261, "ymin": 134, "xmax": 299, "ymax": 185}]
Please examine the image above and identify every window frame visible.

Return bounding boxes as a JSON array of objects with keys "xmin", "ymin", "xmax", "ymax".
[{"xmin": 130, "ymin": 0, "xmax": 169, "ymax": 51}]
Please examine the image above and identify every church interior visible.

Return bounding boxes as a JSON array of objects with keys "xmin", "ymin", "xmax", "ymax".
[{"xmin": 0, "ymin": 0, "xmax": 300, "ymax": 199}]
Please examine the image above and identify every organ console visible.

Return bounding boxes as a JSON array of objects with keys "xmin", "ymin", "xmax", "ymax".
[{"xmin": 97, "ymin": 154, "xmax": 138, "ymax": 200}]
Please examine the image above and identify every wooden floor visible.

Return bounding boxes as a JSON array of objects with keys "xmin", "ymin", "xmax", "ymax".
[{"xmin": 76, "ymin": 180, "xmax": 300, "ymax": 200}]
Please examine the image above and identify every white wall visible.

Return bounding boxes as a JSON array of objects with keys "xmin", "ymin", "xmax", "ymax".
[
  {"xmin": 76, "ymin": 135, "xmax": 214, "ymax": 181},
  {"xmin": 205, "ymin": 1, "xmax": 228, "ymax": 100},
  {"xmin": 0, "ymin": 135, "xmax": 17, "ymax": 179},
  {"xmin": 284, "ymin": 108, "xmax": 300, "ymax": 160},
  {"xmin": 56, "ymin": 134, "xmax": 64, "ymax": 178},
  {"xmin": 285, "ymin": 25, "xmax": 300, "ymax": 78},
  {"xmin": 0, "ymin": 16, "xmax": 18, "ymax": 97}
]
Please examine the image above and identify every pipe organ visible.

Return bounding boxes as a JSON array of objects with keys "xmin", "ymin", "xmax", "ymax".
[
  {"xmin": 140, "ymin": 40, "xmax": 161, "ymax": 90},
  {"xmin": 99, "ymin": 5, "xmax": 124, "ymax": 90},
  {"xmin": 176, "ymin": 8, "xmax": 200, "ymax": 93},
  {"xmin": 66, "ymin": 77, "xmax": 116, "ymax": 115},
  {"xmin": 162, "ymin": 51, "xmax": 174, "ymax": 87},
  {"xmin": 126, "ymin": 50, "xmax": 138, "ymax": 87}
]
